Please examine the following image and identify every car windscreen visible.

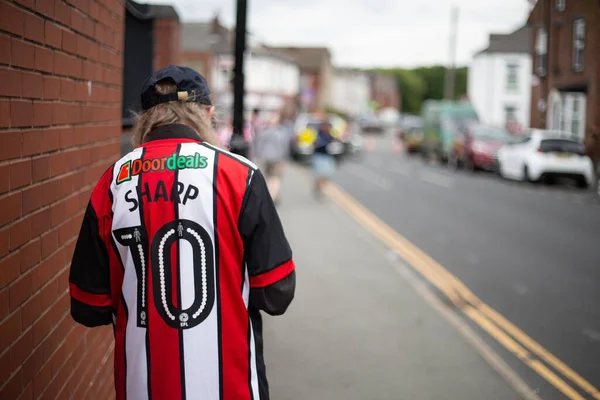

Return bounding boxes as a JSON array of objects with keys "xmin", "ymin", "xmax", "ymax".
[
  {"xmin": 472, "ymin": 127, "xmax": 512, "ymax": 143},
  {"xmin": 539, "ymin": 139, "xmax": 585, "ymax": 155}
]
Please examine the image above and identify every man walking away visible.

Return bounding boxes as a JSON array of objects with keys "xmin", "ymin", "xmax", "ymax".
[
  {"xmin": 68, "ymin": 65, "xmax": 296, "ymax": 400},
  {"xmin": 254, "ymin": 113, "xmax": 290, "ymax": 203}
]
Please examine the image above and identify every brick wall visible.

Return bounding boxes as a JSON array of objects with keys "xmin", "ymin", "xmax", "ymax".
[
  {"xmin": 529, "ymin": 0, "xmax": 600, "ymax": 161},
  {"xmin": 0, "ymin": 1, "xmax": 124, "ymax": 399},
  {"xmin": 153, "ymin": 17, "xmax": 180, "ymax": 70}
]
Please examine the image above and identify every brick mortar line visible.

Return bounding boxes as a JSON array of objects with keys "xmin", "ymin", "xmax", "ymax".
[
  {"xmin": 67, "ymin": 330, "xmax": 111, "ymax": 398},
  {"xmin": 0, "ymin": 62, "xmax": 124, "ymax": 87},
  {"xmin": 0, "ymin": 30, "xmax": 123, "ymax": 72},
  {"xmin": 5, "ymin": 0, "xmax": 124, "ymax": 53}
]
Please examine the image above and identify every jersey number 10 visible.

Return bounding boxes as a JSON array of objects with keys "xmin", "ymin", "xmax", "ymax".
[{"xmin": 114, "ymin": 219, "xmax": 215, "ymax": 330}]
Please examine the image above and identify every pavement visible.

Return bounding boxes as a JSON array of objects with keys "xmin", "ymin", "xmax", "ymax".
[
  {"xmin": 330, "ymin": 133, "xmax": 600, "ymax": 399},
  {"xmin": 262, "ymin": 162, "xmax": 527, "ymax": 400}
]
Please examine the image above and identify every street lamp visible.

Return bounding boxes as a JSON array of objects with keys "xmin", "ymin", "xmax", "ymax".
[{"xmin": 229, "ymin": 0, "xmax": 249, "ymax": 157}]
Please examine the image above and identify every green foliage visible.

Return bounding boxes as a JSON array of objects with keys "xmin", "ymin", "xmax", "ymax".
[{"xmin": 374, "ymin": 66, "xmax": 468, "ymax": 114}]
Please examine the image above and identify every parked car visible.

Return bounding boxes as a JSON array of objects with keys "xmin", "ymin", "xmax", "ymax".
[
  {"xmin": 358, "ymin": 114, "xmax": 385, "ymax": 133},
  {"xmin": 290, "ymin": 113, "xmax": 350, "ymax": 161},
  {"xmin": 497, "ymin": 130, "xmax": 594, "ymax": 187},
  {"xmin": 448, "ymin": 123, "xmax": 512, "ymax": 171},
  {"xmin": 420, "ymin": 100, "xmax": 479, "ymax": 162},
  {"xmin": 397, "ymin": 115, "xmax": 424, "ymax": 153}
]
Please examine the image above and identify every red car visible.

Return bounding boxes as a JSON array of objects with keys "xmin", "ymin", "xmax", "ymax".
[{"xmin": 449, "ymin": 124, "xmax": 512, "ymax": 171}]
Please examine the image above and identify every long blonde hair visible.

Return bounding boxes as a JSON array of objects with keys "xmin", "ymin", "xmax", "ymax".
[{"xmin": 131, "ymin": 80, "xmax": 219, "ymax": 147}]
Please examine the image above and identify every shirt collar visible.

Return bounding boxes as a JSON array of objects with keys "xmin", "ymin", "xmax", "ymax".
[{"xmin": 144, "ymin": 123, "xmax": 201, "ymax": 143}]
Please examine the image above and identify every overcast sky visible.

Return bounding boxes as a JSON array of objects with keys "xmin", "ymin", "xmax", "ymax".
[{"xmin": 143, "ymin": 0, "xmax": 532, "ymax": 68}]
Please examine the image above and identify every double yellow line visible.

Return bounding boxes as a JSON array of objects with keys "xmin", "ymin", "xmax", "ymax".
[{"xmin": 325, "ymin": 183, "xmax": 600, "ymax": 400}]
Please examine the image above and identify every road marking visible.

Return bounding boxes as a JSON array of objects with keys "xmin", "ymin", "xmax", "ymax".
[
  {"xmin": 325, "ymin": 182, "xmax": 600, "ymax": 400},
  {"xmin": 346, "ymin": 164, "xmax": 392, "ymax": 190},
  {"xmin": 419, "ymin": 170, "xmax": 454, "ymax": 188}
]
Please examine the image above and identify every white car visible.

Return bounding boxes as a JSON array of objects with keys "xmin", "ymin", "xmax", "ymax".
[{"xmin": 497, "ymin": 129, "xmax": 594, "ymax": 187}]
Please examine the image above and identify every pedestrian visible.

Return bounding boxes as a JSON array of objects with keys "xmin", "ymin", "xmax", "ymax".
[
  {"xmin": 68, "ymin": 65, "xmax": 296, "ymax": 400},
  {"xmin": 312, "ymin": 120, "xmax": 342, "ymax": 197},
  {"xmin": 254, "ymin": 112, "xmax": 290, "ymax": 203}
]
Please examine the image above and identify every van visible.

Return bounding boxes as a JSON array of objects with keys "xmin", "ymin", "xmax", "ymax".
[{"xmin": 421, "ymin": 100, "xmax": 479, "ymax": 162}]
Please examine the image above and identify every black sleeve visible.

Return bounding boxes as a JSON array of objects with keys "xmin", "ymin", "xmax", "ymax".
[
  {"xmin": 238, "ymin": 170, "xmax": 296, "ymax": 314},
  {"xmin": 69, "ymin": 202, "xmax": 113, "ymax": 327}
]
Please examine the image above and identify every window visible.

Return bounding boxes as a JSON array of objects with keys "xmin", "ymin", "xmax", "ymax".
[
  {"xmin": 573, "ymin": 19, "xmax": 585, "ymax": 72},
  {"xmin": 506, "ymin": 64, "xmax": 518, "ymax": 90},
  {"xmin": 505, "ymin": 106, "xmax": 517, "ymax": 123},
  {"xmin": 571, "ymin": 97, "xmax": 580, "ymax": 136},
  {"xmin": 535, "ymin": 28, "xmax": 548, "ymax": 76},
  {"xmin": 556, "ymin": 0, "xmax": 565, "ymax": 12}
]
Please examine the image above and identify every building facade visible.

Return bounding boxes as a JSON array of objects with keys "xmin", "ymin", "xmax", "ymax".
[
  {"xmin": 468, "ymin": 26, "xmax": 532, "ymax": 128},
  {"xmin": 181, "ymin": 20, "xmax": 300, "ymax": 120},
  {"xmin": 528, "ymin": 0, "xmax": 600, "ymax": 161},
  {"xmin": 329, "ymin": 68, "xmax": 371, "ymax": 117},
  {"xmin": 369, "ymin": 73, "xmax": 401, "ymax": 111}
]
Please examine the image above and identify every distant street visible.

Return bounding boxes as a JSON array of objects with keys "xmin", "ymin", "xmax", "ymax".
[{"xmin": 331, "ymin": 131, "xmax": 600, "ymax": 398}]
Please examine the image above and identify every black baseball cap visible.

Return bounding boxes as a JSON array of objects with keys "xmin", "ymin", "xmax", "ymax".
[{"xmin": 140, "ymin": 65, "xmax": 212, "ymax": 111}]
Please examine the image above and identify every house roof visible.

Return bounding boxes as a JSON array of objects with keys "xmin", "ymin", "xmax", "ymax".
[
  {"xmin": 475, "ymin": 25, "xmax": 531, "ymax": 55},
  {"xmin": 265, "ymin": 47, "xmax": 331, "ymax": 71},
  {"xmin": 181, "ymin": 19, "xmax": 235, "ymax": 54}
]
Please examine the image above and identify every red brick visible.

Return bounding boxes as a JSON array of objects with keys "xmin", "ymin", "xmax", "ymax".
[
  {"xmin": 60, "ymin": 79, "xmax": 76, "ymax": 101},
  {"xmin": 40, "ymin": 230, "xmax": 58, "ymax": 260},
  {"xmin": 0, "ymin": 131, "xmax": 22, "ymax": 160},
  {"xmin": 9, "ymin": 160, "xmax": 32, "ymax": 190},
  {"xmin": 0, "ymin": 165, "xmax": 7, "ymax": 195},
  {"xmin": 89, "ymin": 1, "xmax": 99, "ymax": 20},
  {"xmin": 0, "ymin": 34, "xmax": 11, "ymax": 65},
  {"xmin": 11, "ymin": 39, "xmax": 35, "ymax": 70},
  {"xmin": 42, "ymin": 76, "xmax": 61, "ymax": 100},
  {"xmin": 20, "ymin": 238, "xmax": 41, "ymax": 272},
  {"xmin": 0, "ymin": 342, "xmax": 10, "ymax": 385},
  {"xmin": 0, "ymin": 192, "xmax": 22, "ymax": 226},
  {"xmin": 54, "ymin": 0, "xmax": 71, "ymax": 25},
  {"xmin": 10, "ymin": 100, "xmax": 33, "ymax": 128},
  {"xmin": 0, "ymin": 310, "xmax": 21, "ymax": 349},
  {"xmin": 61, "ymin": 30, "xmax": 77, "ymax": 55},
  {"xmin": 43, "ymin": 21, "xmax": 61, "ymax": 50},
  {"xmin": 23, "ymin": 130, "xmax": 45, "ymax": 156},
  {"xmin": 22, "ymin": 184, "xmax": 43, "ymax": 214},
  {"xmin": 70, "ymin": 9, "xmax": 86, "ymax": 35},
  {"xmin": 37, "ymin": 0, "xmax": 55, "ymax": 18},
  {"xmin": 58, "ymin": 216, "xmax": 81, "ymax": 246},
  {"xmin": 21, "ymin": 71, "xmax": 43, "ymax": 99},
  {"xmin": 21, "ymin": 291, "xmax": 41, "ymax": 328},
  {"xmin": 10, "ymin": 329, "xmax": 33, "ymax": 373},
  {"xmin": 54, "ymin": 53, "xmax": 82, "ymax": 78},
  {"xmin": 0, "ymin": 2, "xmax": 25, "ymax": 36},
  {"xmin": 24, "ymin": 11, "xmax": 44, "ymax": 45},
  {"xmin": 17, "ymin": 383, "xmax": 32, "ymax": 400},
  {"xmin": 15, "ymin": 0, "xmax": 35, "ymax": 9},
  {"xmin": 33, "ymin": 102, "xmax": 53, "ymax": 127},
  {"xmin": 32, "ymin": 358, "xmax": 52, "ymax": 398},
  {"xmin": 9, "ymin": 217, "xmax": 31, "ymax": 251},
  {"xmin": 30, "ymin": 208, "xmax": 50, "ymax": 238},
  {"xmin": 34, "ymin": 46, "xmax": 54, "ymax": 74},
  {"xmin": 9, "ymin": 272, "xmax": 32, "ymax": 310},
  {"xmin": 0, "ymin": 368, "xmax": 23, "ymax": 400},
  {"xmin": 0, "ymin": 100, "xmax": 10, "ymax": 129},
  {"xmin": 41, "ymin": 180, "xmax": 61, "ymax": 205},
  {"xmin": 22, "ymin": 345, "xmax": 43, "ymax": 385},
  {"xmin": 32, "ymin": 155, "xmax": 51, "ymax": 183},
  {"xmin": 0, "ymin": 68, "xmax": 22, "ymax": 97},
  {"xmin": 0, "ymin": 227, "xmax": 8, "ymax": 258},
  {"xmin": 50, "ymin": 152, "xmax": 69, "ymax": 177},
  {"xmin": 0, "ymin": 252, "xmax": 20, "ymax": 290}
]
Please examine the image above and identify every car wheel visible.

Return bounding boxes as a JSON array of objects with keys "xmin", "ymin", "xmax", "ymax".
[
  {"xmin": 576, "ymin": 176, "xmax": 588, "ymax": 189},
  {"xmin": 464, "ymin": 157, "xmax": 475, "ymax": 173},
  {"xmin": 523, "ymin": 165, "xmax": 535, "ymax": 183}
]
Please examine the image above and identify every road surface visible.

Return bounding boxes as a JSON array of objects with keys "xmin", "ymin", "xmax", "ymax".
[{"xmin": 331, "ymin": 132, "xmax": 600, "ymax": 399}]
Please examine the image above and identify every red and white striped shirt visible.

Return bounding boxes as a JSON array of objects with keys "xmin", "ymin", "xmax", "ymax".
[{"xmin": 69, "ymin": 123, "xmax": 296, "ymax": 400}]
